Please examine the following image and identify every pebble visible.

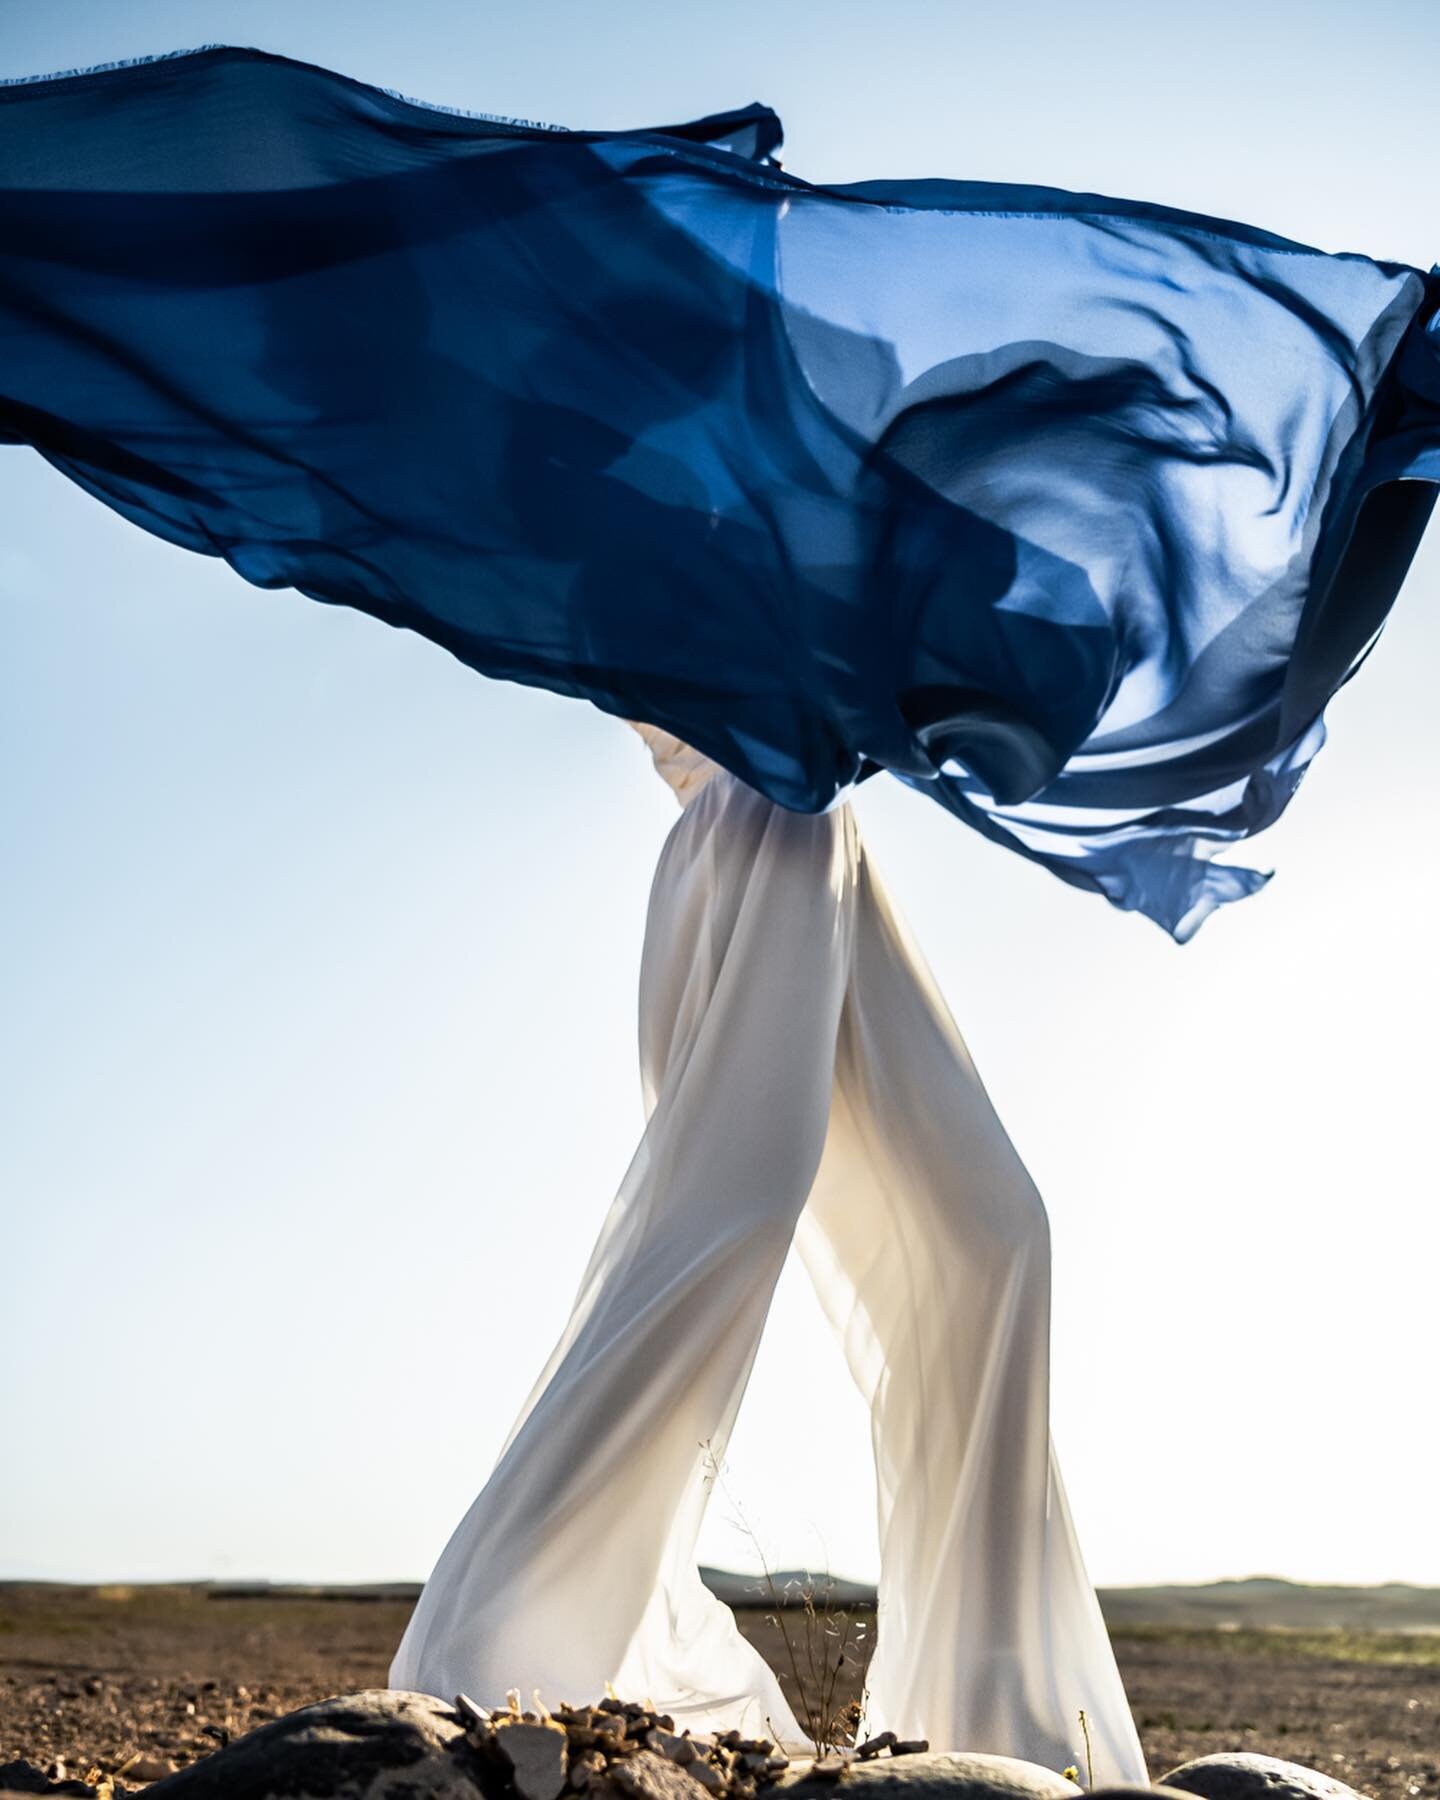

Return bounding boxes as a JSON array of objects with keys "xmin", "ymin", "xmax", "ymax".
[
  {"xmin": 610, "ymin": 1748, "xmax": 717, "ymax": 1800},
  {"xmin": 127, "ymin": 1753, "xmax": 179, "ymax": 1782},
  {"xmin": 649, "ymin": 1731, "xmax": 694, "ymax": 1762},
  {"xmin": 455, "ymin": 1692, "xmax": 492, "ymax": 1732},
  {"xmin": 496, "ymin": 1717, "xmax": 570, "ymax": 1800},
  {"xmin": 572, "ymin": 1749, "xmax": 611, "ymax": 1790}
]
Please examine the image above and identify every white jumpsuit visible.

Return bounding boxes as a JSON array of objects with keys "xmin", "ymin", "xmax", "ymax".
[{"xmin": 390, "ymin": 727, "xmax": 1148, "ymax": 1785}]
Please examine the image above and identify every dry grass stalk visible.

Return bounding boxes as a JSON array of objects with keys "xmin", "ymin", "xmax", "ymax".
[{"xmin": 699, "ymin": 1441, "xmax": 868, "ymax": 1758}]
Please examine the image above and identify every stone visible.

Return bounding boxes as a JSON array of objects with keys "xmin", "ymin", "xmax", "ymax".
[
  {"xmin": 495, "ymin": 1719, "xmax": 569, "ymax": 1800},
  {"xmin": 0, "ymin": 1763, "xmax": 98, "ymax": 1797},
  {"xmin": 128, "ymin": 1759, "xmax": 178, "ymax": 1784},
  {"xmin": 572, "ymin": 1750, "xmax": 611, "ymax": 1790},
  {"xmin": 647, "ymin": 1732, "xmax": 693, "ymax": 1763},
  {"xmin": 606, "ymin": 1750, "xmax": 715, "ymax": 1800},
  {"xmin": 0, "ymin": 1767, "xmax": 49, "ymax": 1796},
  {"xmin": 1089, "ymin": 1789, "xmax": 1197, "ymax": 1800},
  {"xmin": 140, "ymin": 1689, "xmax": 483, "ymax": 1798},
  {"xmin": 776, "ymin": 1753, "xmax": 1080, "ymax": 1800},
  {"xmin": 456, "ymin": 1694, "xmax": 492, "ymax": 1733},
  {"xmin": 1159, "ymin": 1755, "xmax": 1374, "ymax": 1800}
]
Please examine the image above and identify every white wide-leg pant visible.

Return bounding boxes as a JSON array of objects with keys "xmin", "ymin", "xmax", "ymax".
[{"xmin": 390, "ymin": 771, "xmax": 1148, "ymax": 1786}]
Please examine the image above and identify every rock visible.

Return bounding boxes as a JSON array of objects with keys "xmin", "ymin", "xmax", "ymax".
[
  {"xmin": 141, "ymin": 1689, "xmax": 483, "ymax": 1798},
  {"xmin": 1090, "ymin": 1789, "xmax": 1197, "ymax": 1800},
  {"xmin": 572, "ymin": 1751, "xmax": 610, "ymax": 1791},
  {"xmin": 1159, "ymin": 1756, "xmax": 1373, "ymax": 1800},
  {"xmin": 0, "ymin": 1762, "xmax": 99, "ymax": 1797},
  {"xmin": 777, "ymin": 1753, "xmax": 1080, "ymax": 1800},
  {"xmin": 495, "ymin": 1719, "xmax": 569, "ymax": 1800},
  {"xmin": 0, "ymin": 1764, "xmax": 68, "ymax": 1796},
  {"xmin": 605, "ymin": 1750, "xmax": 714, "ymax": 1800},
  {"xmin": 0, "ymin": 1768, "xmax": 48, "ymax": 1796},
  {"xmin": 80, "ymin": 1690, "xmax": 1097, "ymax": 1800},
  {"xmin": 128, "ymin": 1759, "xmax": 178, "ymax": 1784},
  {"xmin": 647, "ymin": 1733, "xmax": 694, "ymax": 1763},
  {"xmin": 456, "ymin": 1694, "xmax": 493, "ymax": 1734}
]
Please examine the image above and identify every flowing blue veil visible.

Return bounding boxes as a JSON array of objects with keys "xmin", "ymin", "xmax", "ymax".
[{"xmin": 3, "ymin": 46, "xmax": 1437, "ymax": 935}]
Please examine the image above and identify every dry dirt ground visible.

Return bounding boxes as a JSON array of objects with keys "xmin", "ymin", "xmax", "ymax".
[{"xmin": 1, "ymin": 1588, "xmax": 1436, "ymax": 1798}]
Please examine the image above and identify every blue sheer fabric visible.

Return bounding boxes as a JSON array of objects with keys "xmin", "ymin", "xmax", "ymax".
[{"xmin": 3, "ymin": 47, "xmax": 1438, "ymax": 936}]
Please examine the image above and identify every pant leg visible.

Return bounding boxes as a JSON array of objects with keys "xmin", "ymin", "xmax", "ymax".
[
  {"xmin": 792, "ymin": 834, "xmax": 1148, "ymax": 1784},
  {"xmin": 390, "ymin": 772, "xmax": 857, "ymax": 1743}
]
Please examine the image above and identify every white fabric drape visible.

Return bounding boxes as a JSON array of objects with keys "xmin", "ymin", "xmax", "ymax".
[{"xmin": 390, "ymin": 748, "xmax": 1148, "ymax": 1786}]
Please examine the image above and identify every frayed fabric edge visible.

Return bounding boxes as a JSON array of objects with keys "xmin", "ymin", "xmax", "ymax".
[{"xmin": 0, "ymin": 42, "xmax": 570, "ymax": 132}]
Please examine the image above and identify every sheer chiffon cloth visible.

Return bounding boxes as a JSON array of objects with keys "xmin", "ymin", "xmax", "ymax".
[{"xmin": 390, "ymin": 730, "xmax": 1147, "ymax": 1784}]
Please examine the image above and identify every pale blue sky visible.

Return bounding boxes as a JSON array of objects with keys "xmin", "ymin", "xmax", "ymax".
[{"xmin": 3, "ymin": 0, "xmax": 1438, "ymax": 1592}]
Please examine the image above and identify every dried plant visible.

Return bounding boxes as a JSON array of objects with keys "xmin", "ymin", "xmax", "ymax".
[
  {"xmin": 792, "ymin": 1570, "xmax": 867, "ymax": 1756},
  {"xmin": 699, "ymin": 1440, "xmax": 866, "ymax": 1757}
]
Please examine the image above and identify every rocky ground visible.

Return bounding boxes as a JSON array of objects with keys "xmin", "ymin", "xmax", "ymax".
[{"xmin": 0, "ymin": 1588, "xmax": 1435, "ymax": 1798}]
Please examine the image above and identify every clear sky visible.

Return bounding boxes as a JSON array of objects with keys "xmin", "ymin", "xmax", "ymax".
[{"xmin": 3, "ymin": 0, "xmax": 1438, "ymax": 1594}]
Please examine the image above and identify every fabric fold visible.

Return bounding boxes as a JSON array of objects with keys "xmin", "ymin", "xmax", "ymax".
[
  {"xmin": 391, "ymin": 764, "xmax": 1150, "ymax": 1782},
  {"xmin": 2, "ymin": 45, "xmax": 1438, "ymax": 936}
]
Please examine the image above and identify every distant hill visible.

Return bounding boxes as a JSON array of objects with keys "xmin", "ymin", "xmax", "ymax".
[
  {"xmin": 699, "ymin": 1568, "xmax": 878, "ymax": 1608},
  {"xmin": 707, "ymin": 1571, "xmax": 1440, "ymax": 1629},
  {"xmin": 704, "ymin": 1572, "xmax": 1440, "ymax": 1630},
  {"xmin": 8, "ymin": 1572, "xmax": 1439, "ymax": 1631},
  {"xmin": 1095, "ymin": 1576, "xmax": 1440, "ymax": 1633}
]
